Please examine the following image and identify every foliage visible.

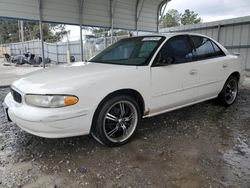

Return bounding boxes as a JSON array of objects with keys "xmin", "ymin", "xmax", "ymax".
[
  {"xmin": 161, "ymin": 9, "xmax": 202, "ymax": 28},
  {"xmin": 0, "ymin": 19, "xmax": 19, "ymax": 44},
  {"xmin": 92, "ymin": 28, "xmax": 128, "ymax": 37},
  {"xmin": 0, "ymin": 19, "xmax": 68, "ymax": 44},
  {"xmin": 161, "ymin": 9, "xmax": 181, "ymax": 28},
  {"xmin": 92, "ymin": 28, "xmax": 107, "ymax": 34},
  {"xmin": 181, "ymin": 9, "xmax": 202, "ymax": 25}
]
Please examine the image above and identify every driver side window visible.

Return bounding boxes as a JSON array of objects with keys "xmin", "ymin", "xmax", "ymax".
[{"xmin": 155, "ymin": 35, "xmax": 193, "ymax": 65}]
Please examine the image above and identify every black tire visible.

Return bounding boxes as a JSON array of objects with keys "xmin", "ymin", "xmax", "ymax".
[
  {"xmin": 91, "ymin": 95, "xmax": 141, "ymax": 147},
  {"xmin": 217, "ymin": 76, "xmax": 238, "ymax": 106}
]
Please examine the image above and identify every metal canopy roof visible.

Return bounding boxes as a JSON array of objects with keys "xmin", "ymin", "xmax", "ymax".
[
  {"xmin": 0, "ymin": 0, "xmax": 169, "ymax": 32},
  {"xmin": 0, "ymin": 0, "xmax": 169, "ymax": 67}
]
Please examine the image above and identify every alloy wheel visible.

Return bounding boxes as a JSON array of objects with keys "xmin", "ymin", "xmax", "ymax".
[
  {"xmin": 225, "ymin": 79, "xmax": 238, "ymax": 104},
  {"xmin": 103, "ymin": 100, "xmax": 138, "ymax": 143}
]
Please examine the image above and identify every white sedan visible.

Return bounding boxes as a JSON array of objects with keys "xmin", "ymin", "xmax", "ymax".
[{"xmin": 3, "ymin": 33, "xmax": 245, "ymax": 146}]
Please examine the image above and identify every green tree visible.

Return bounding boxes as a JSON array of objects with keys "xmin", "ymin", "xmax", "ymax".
[
  {"xmin": 91, "ymin": 27, "xmax": 128, "ymax": 37},
  {"xmin": 25, "ymin": 23, "xmax": 68, "ymax": 43},
  {"xmin": 0, "ymin": 19, "xmax": 19, "ymax": 44},
  {"xmin": 181, "ymin": 9, "xmax": 202, "ymax": 25},
  {"xmin": 160, "ymin": 9, "xmax": 202, "ymax": 28},
  {"xmin": 92, "ymin": 28, "xmax": 107, "ymax": 34},
  {"xmin": 161, "ymin": 9, "xmax": 181, "ymax": 28},
  {"xmin": 0, "ymin": 19, "xmax": 68, "ymax": 44}
]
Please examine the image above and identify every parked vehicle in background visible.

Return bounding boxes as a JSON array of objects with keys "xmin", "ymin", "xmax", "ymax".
[{"xmin": 3, "ymin": 33, "xmax": 246, "ymax": 147}]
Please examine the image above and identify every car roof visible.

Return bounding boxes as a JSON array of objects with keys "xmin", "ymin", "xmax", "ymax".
[
  {"xmin": 134, "ymin": 32, "xmax": 208, "ymax": 38},
  {"xmin": 133, "ymin": 32, "xmax": 229, "ymax": 55}
]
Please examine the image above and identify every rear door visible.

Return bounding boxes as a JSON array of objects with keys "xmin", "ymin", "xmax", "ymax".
[{"xmin": 189, "ymin": 35, "xmax": 227, "ymax": 101}]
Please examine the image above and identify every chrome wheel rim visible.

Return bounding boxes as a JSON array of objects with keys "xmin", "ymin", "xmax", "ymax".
[
  {"xmin": 103, "ymin": 101, "xmax": 138, "ymax": 143},
  {"xmin": 225, "ymin": 79, "xmax": 238, "ymax": 104}
]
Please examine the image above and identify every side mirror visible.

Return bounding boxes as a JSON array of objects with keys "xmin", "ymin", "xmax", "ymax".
[{"xmin": 156, "ymin": 53, "xmax": 174, "ymax": 66}]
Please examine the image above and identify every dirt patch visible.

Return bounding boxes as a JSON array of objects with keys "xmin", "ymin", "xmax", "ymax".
[{"xmin": 0, "ymin": 82, "xmax": 250, "ymax": 188}]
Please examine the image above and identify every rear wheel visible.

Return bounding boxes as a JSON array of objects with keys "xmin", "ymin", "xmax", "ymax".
[
  {"xmin": 92, "ymin": 95, "xmax": 141, "ymax": 147},
  {"xmin": 217, "ymin": 76, "xmax": 238, "ymax": 106}
]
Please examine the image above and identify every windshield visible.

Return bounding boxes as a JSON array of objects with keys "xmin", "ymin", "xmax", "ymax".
[{"xmin": 89, "ymin": 36, "xmax": 165, "ymax": 66}]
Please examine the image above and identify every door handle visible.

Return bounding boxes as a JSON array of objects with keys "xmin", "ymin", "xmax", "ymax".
[
  {"xmin": 223, "ymin": 63, "xmax": 228, "ymax": 68},
  {"xmin": 189, "ymin": 69, "xmax": 197, "ymax": 75}
]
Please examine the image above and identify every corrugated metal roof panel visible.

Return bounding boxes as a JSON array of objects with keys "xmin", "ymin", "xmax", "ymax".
[{"xmin": 0, "ymin": 0, "xmax": 166, "ymax": 32}]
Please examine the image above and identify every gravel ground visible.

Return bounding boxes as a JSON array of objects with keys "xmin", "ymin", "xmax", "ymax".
[{"xmin": 0, "ymin": 82, "xmax": 250, "ymax": 188}]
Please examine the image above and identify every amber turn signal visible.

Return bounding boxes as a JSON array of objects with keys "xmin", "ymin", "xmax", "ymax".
[{"xmin": 64, "ymin": 96, "xmax": 78, "ymax": 106}]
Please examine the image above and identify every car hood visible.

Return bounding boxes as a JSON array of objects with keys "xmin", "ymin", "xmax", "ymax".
[{"xmin": 12, "ymin": 62, "xmax": 135, "ymax": 94}]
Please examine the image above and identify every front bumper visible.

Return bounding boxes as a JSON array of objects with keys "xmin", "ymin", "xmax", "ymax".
[{"xmin": 4, "ymin": 93, "xmax": 93, "ymax": 138}]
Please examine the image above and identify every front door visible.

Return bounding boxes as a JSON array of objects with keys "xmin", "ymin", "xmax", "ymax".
[{"xmin": 150, "ymin": 35, "xmax": 199, "ymax": 115}]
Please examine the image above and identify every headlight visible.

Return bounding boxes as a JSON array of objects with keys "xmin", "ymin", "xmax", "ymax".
[{"xmin": 25, "ymin": 94, "xmax": 78, "ymax": 108}]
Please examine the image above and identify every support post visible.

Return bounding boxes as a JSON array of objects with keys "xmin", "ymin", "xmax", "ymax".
[
  {"xmin": 135, "ymin": 0, "xmax": 139, "ymax": 36},
  {"xmin": 33, "ymin": 40, "xmax": 35, "ymax": 55},
  {"xmin": 135, "ymin": 0, "xmax": 144, "ymax": 36},
  {"xmin": 157, "ymin": 0, "xmax": 169, "ymax": 33},
  {"xmin": 78, "ymin": 0, "xmax": 84, "ymax": 61},
  {"xmin": 66, "ymin": 34, "xmax": 70, "ymax": 64},
  {"xmin": 217, "ymin": 24, "xmax": 221, "ymax": 42},
  {"xmin": 80, "ymin": 25, "xmax": 84, "ymax": 61},
  {"xmin": 110, "ymin": 23, "xmax": 113, "ymax": 44},
  {"xmin": 56, "ymin": 42, "xmax": 59, "ymax": 63},
  {"xmin": 110, "ymin": 0, "xmax": 117, "ymax": 44},
  {"xmin": 20, "ymin": 20, "xmax": 25, "ymax": 54},
  {"xmin": 38, "ymin": 0, "xmax": 45, "ymax": 68},
  {"xmin": 46, "ymin": 43, "xmax": 49, "ymax": 59},
  {"xmin": 104, "ymin": 33, "xmax": 107, "ymax": 48}
]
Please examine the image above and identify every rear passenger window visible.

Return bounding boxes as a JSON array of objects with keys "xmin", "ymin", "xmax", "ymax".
[
  {"xmin": 190, "ymin": 36, "xmax": 225, "ymax": 61},
  {"xmin": 211, "ymin": 41, "xmax": 225, "ymax": 56}
]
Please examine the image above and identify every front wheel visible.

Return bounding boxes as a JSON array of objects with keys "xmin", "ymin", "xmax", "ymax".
[
  {"xmin": 92, "ymin": 95, "xmax": 141, "ymax": 147},
  {"xmin": 217, "ymin": 76, "xmax": 238, "ymax": 106}
]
